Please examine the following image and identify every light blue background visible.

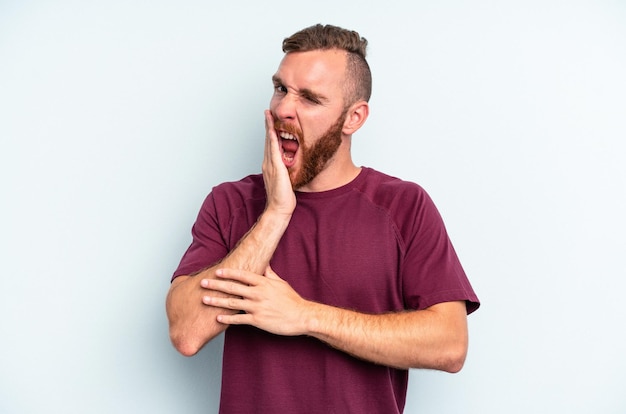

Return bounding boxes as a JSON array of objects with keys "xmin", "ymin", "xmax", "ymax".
[{"xmin": 1, "ymin": 1, "xmax": 625, "ymax": 413}]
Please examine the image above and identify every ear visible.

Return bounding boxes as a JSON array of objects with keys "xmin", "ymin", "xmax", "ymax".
[{"xmin": 342, "ymin": 101, "xmax": 369, "ymax": 136}]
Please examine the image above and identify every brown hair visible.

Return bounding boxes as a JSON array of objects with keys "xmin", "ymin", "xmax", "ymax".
[{"xmin": 282, "ymin": 24, "xmax": 372, "ymax": 106}]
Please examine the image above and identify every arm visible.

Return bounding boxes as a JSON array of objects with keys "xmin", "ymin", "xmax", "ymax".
[
  {"xmin": 203, "ymin": 267, "xmax": 469, "ymax": 371},
  {"xmin": 305, "ymin": 300, "xmax": 468, "ymax": 372},
  {"xmin": 166, "ymin": 111, "xmax": 294, "ymax": 356}
]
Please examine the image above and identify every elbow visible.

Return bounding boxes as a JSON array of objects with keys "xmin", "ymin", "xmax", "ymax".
[
  {"xmin": 412, "ymin": 332, "xmax": 468, "ymax": 372},
  {"xmin": 169, "ymin": 323, "xmax": 224, "ymax": 357},
  {"xmin": 439, "ymin": 341, "xmax": 468, "ymax": 373},
  {"xmin": 437, "ymin": 305, "xmax": 470, "ymax": 373},
  {"xmin": 169, "ymin": 329, "xmax": 203, "ymax": 357},
  {"xmin": 404, "ymin": 342, "xmax": 467, "ymax": 372},
  {"xmin": 442, "ymin": 351, "xmax": 466, "ymax": 373},
  {"xmin": 174, "ymin": 341, "xmax": 201, "ymax": 358},
  {"xmin": 166, "ymin": 312, "xmax": 225, "ymax": 356}
]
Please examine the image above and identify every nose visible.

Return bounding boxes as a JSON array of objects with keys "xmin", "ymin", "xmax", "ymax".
[{"xmin": 271, "ymin": 93, "xmax": 297, "ymax": 121}]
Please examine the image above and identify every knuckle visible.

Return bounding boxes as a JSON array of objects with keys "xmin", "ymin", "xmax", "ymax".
[{"xmin": 226, "ymin": 281, "xmax": 239, "ymax": 293}]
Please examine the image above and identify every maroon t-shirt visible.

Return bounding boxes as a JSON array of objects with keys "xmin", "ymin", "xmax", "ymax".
[{"xmin": 173, "ymin": 167, "xmax": 479, "ymax": 413}]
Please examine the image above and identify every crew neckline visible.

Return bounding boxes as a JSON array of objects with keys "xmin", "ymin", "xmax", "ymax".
[{"xmin": 294, "ymin": 167, "xmax": 371, "ymax": 200}]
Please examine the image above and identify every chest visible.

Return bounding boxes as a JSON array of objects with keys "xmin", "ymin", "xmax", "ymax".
[{"xmin": 271, "ymin": 199, "xmax": 405, "ymax": 313}]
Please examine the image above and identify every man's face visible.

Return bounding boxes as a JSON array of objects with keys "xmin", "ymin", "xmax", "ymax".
[
  {"xmin": 269, "ymin": 49, "xmax": 349, "ymax": 190},
  {"xmin": 273, "ymin": 110, "xmax": 346, "ymax": 189}
]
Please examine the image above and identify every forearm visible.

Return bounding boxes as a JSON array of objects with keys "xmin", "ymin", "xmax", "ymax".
[
  {"xmin": 166, "ymin": 210, "xmax": 291, "ymax": 356},
  {"xmin": 221, "ymin": 209, "xmax": 292, "ymax": 275},
  {"xmin": 200, "ymin": 267, "xmax": 470, "ymax": 371},
  {"xmin": 166, "ymin": 274, "xmax": 230, "ymax": 356},
  {"xmin": 305, "ymin": 301, "xmax": 469, "ymax": 371}
]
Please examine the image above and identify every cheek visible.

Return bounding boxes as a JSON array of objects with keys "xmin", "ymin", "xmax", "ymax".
[
  {"xmin": 304, "ymin": 116, "xmax": 332, "ymax": 138},
  {"xmin": 269, "ymin": 96, "xmax": 279, "ymax": 111}
]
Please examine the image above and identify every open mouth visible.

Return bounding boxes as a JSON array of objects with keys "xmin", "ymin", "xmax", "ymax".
[{"xmin": 279, "ymin": 130, "xmax": 300, "ymax": 166}]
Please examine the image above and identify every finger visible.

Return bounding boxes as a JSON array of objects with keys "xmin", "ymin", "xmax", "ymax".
[
  {"xmin": 264, "ymin": 111, "xmax": 278, "ymax": 161},
  {"xmin": 264, "ymin": 110, "xmax": 273, "ymax": 160},
  {"xmin": 200, "ymin": 277, "xmax": 221, "ymax": 290},
  {"xmin": 264, "ymin": 265, "xmax": 281, "ymax": 280},
  {"xmin": 203, "ymin": 295, "xmax": 251, "ymax": 313},
  {"xmin": 264, "ymin": 109, "xmax": 274, "ymax": 133},
  {"xmin": 203, "ymin": 278, "xmax": 249, "ymax": 298},
  {"xmin": 264, "ymin": 110, "xmax": 284, "ymax": 166},
  {"xmin": 215, "ymin": 268, "xmax": 261, "ymax": 286},
  {"xmin": 264, "ymin": 109, "xmax": 276, "ymax": 139},
  {"xmin": 216, "ymin": 313, "xmax": 252, "ymax": 326}
]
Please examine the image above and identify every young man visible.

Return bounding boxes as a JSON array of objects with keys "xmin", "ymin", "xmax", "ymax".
[{"xmin": 166, "ymin": 24, "xmax": 479, "ymax": 413}]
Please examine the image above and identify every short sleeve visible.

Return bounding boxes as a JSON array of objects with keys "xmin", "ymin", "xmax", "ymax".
[
  {"xmin": 171, "ymin": 192, "xmax": 229, "ymax": 280},
  {"xmin": 400, "ymin": 188, "xmax": 480, "ymax": 314}
]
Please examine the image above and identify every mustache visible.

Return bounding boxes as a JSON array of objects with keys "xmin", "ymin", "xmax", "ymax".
[{"xmin": 273, "ymin": 118, "xmax": 303, "ymax": 140}]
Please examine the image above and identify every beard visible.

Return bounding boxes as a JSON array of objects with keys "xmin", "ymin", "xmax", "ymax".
[{"xmin": 275, "ymin": 111, "xmax": 348, "ymax": 190}]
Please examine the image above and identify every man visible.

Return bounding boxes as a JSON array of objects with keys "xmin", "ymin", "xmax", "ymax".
[{"xmin": 166, "ymin": 24, "xmax": 479, "ymax": 413}]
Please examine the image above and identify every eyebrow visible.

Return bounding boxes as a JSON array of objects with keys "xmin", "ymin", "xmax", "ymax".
[{"xmin": 271, "ymin": 75, "xmax": 329, "ymax": 104}]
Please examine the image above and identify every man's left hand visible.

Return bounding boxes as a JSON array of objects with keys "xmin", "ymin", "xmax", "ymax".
[{"xmin": 200, "ymin": 266, "xmax": 311, "ymax": 336}]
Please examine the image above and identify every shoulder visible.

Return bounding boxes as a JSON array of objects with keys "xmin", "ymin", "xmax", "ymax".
[
  {"xmin": 200, "ymin": 174, "xmax": 266, "ymax": 215},
  {"xmin": 211, "ymin": 174, "xmax": 266, "ymax": 201},
  {"xmin": 354, "ymin": 168, "xmax": 444, "ymax": 237},
  {"xmin": 356, "ymin": 167, "xmax": 431, "ymax": 209}
]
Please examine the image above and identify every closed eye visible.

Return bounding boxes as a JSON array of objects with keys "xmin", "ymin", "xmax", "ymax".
[{"xmin": 301, "ymin": 92, "xmax": 321, "ymax": 104}]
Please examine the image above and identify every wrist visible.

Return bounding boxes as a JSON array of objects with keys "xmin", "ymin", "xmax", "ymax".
[
  {"xmin": 302, "ymin": 302, "xmax": 331, "ymax": 337},
  {"xmin": 247, "ymin": 208, "xmax": 292, "ymax": 247},
  {"xmin": 261, "ymin": 207, "xmax": 293, "ymax": 226}
]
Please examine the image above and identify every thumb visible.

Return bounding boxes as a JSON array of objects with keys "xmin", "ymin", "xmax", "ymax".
[{"xmin": 264, "ymin": 265, "xmax": 281, "ymax": 280}]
